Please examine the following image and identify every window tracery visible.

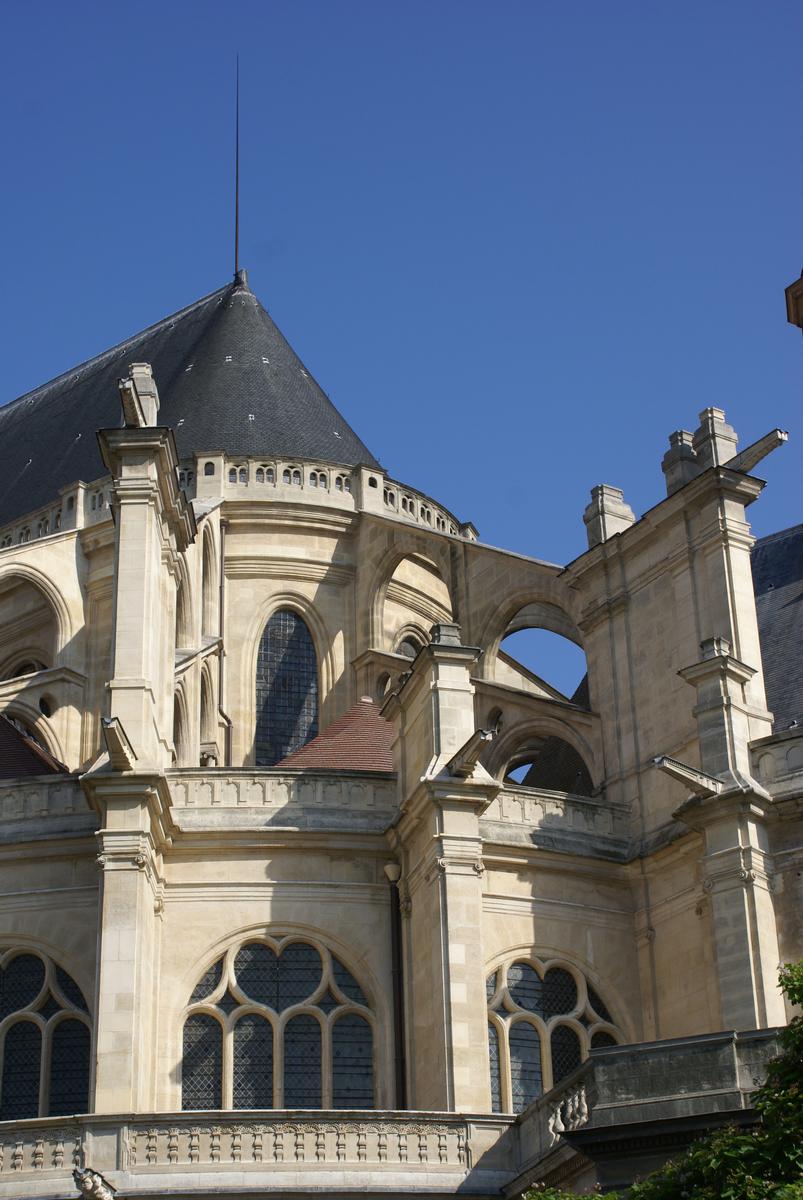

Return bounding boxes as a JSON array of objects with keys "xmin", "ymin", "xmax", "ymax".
[
  {"xmin": 181, "ymin": 936, "xmax": 374, "ymax": 1111},
  {"xmin": 486, "ymin": 955, "xmax": 620, "ymax": 1113},
  {"xmin": 0, "ymin": 948, "xmax": 91, "ymax": 1120}
]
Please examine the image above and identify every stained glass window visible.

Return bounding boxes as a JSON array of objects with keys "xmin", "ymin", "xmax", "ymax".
[
  {"xmin": 543, "ymin": 968, "xmax": 578, "ymax": 1017},
  {"xmin": 487, "ymin": 957, "xmax": 620, "ymax": 1114},
  {"xmin": 488, "ymin": 1022, "xmax": 502, "ymax": 1113},
  {"xmin": 234, "ymin": 942, "xmax": 322, "ymax": 1010},
  {"xmin": 332, "ymin": 1015, "xmax": 373, "ymax": 1108},
  {"xmin": 182, "ymin": 1014, "xmax": 222, "ymax": 1110},
  {"xmin": 0, "ymin": 1021, "xmax": 41, "ymax": 1119},
  {"xmin": 587, "ymin": 984, "xmax": 613, "ymax": 1023},
  {"xmin": 233, "ymin": 1015, "xmax": 273, "ymax": 1108},
  {"xmin": 49, "ymin": 1019, "xmax": 90, "ymax": 1116},
  {"xmin": 591, "ymin": 1031, "xmax": 618, "ymax": 1050},
  {"xmin": 284, "ymin": 1015, "xmax": 322, "ymax": 1107},
  {"xmin": 0, "ymin": 951, "xmax": 90, "ymax": 1120},
  {"xmin": 0, "ymin": 954, "xmax": 45, "ymax": 1017},
  {"xmin": 508, "ymin": 962, "xmax": 543, "ymax": 1014},
  {"xmin": 332, "ymin": 958, "xmax": 367, "ymax": 1006},
  {"xmin": 551, "ymin": 1025, "xmax": 582, "ymax": 1084},
  {"xmin": 190, "ymin": 958, "xmax": 222, "ymax": 1003},
  {"xmin": 183, "ymin": 937, "xmax": 374, "ymax": 1110},
  {"xmin": 54, "ymin": 966, "xmax": 88, "ymax": 1013},
  {"xmin": 255, "ymin": 610, "xmax": 318, "ymax": 766},
  {"xmin": 509, "ymin": 1021, "xmax": 541, "ymax": 1111}
]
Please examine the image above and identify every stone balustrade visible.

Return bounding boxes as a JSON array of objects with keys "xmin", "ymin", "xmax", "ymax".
[
  {"xmin": 752, "ymin": 728, "xmax": 803, "ymax": 801},
  {"xmin": 0, "ymin": 1112, "xmax": 515, "ymax": 1197},
  {"xmin": 167, "ymin": 769, "xmax": 399, "ymax": 832},
  {"xmin": 481, "ymin": 784, "xmax": 629, "ymax": 859}
]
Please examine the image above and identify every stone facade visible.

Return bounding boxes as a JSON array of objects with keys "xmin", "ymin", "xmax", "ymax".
[{"xmin": 0, "ymin": 275, "xmax": 799, "ymax": 1199}]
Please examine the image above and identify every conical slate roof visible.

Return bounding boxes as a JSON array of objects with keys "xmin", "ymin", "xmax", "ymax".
[{"xmin": 0, "ymin": 272, "xmax": 381, "ymax": 528}]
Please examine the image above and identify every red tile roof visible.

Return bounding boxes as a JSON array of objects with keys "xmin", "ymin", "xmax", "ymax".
[
  {"xmin": 0, "ymin": 715, "xmax": 68, "ymax": 779},
  {"xmin": 277, "ymin": 697, "xmax": 395, "ymax": 773}
]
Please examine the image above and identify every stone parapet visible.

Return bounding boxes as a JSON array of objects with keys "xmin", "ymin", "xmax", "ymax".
[
  {"xmin": 0, "ymin": 773, "xmax": 92, "ymax": 839},
  {"xmin": 512, "ymin": 1026, "xmax": 781, "ymax": 1194},
  {"xmin": 167, "ymin": 768, "xmax": 399, "ymax": 832},
  {"xmin": 0, "ymin": 1111, "xmax": 514, "ymax": 1198},
  {"xmin": 481, "ymin": 784, "xmax": 629, "ymax": 859}
]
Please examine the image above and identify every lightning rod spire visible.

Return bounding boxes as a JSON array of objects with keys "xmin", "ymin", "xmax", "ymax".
[{"xmin": 234, "ymin": 54, "xmax": 240, "ymax": 278}]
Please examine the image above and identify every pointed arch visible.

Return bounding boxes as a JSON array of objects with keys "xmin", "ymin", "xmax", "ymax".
[
  {"xmin": 361, "ymin": 533, "xmax": 454, "ymax": 651},
  {"xmin": 173, "ymin": 687, "xmax": 190, "ymax": 766}
]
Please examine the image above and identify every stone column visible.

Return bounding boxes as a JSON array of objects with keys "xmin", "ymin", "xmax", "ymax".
[{"xmin": 385, "ymin": 624, "xmax": 499, "ymax": 1112}]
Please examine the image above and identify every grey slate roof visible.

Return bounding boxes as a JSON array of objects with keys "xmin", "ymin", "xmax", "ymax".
[
  {"xmin": 752, "ymin": 523, "xmax": 803, "ymax": 732},
  {"xmin": 0, "ymin": 272, "xmax": 381, "ymax": 528}
]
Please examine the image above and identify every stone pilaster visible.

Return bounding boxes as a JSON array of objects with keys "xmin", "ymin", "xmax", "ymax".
[
  {"xmin": 385, "ymin": 624, "xmax": 499, "ymax": 1112},
  {"xmin": 675, "ymin": 637, "xmax": 784, "ymax": 1028},
  {"xmin": 81, "ymin": 773, "xmax": 173, "ymax": 1112},
  {"xmin": 98, "ymin": 368, "xmax": 195, "ymax": 768}
]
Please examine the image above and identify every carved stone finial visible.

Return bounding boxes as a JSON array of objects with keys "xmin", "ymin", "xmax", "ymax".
[
  {"xmin": 583, "ymin": 485, "xmax": 636, "ymax": 548},
  {"xmin": 73, "ymin": 1167, "xmax": 117, "ymax": 1200}
]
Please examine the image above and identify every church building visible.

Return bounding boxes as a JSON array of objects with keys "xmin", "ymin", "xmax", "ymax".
[{"xmin": 0, "ymin": 266, "xmax": 799, "ymax": 1198}]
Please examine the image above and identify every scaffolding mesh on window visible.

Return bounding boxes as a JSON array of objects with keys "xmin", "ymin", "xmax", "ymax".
[
  {"xmin": 283, "ymin": 1015, "xmax": 322, "ymax": 1108},
  {"xmin": 488, "ymin": 1022, "xmax": 503, "ymax": 1113},
  {"xmin": 332, "ymin": 1015, "xmax": 373, "ymax": 1109},
  {"xmin": 255, "ymin": 610, "xmax": 318, "ymax": 766},
  {"xmin": 0, "ymin": 1021, "xmax": 41, "ymax": 1119},
  {"xmin": 508, "ymin": 962, "xmax": 544, "ymax": 1015},
  {"xmin": 543, "ymin": 967, "xmax": 578, "ymax": 1017},
  {"xmin": 550, "ymin": 1024, "xmax": 582, "ymax": 1084},
  {"xmin": 0, "ymin": 954, "xmax": 45, "ymax": 1018},
  {"xmin": 234, "ymin": 942, "xmax": 322, "ymax": 1010},
  {"xmin": 182, "ymin": 1014, "xmax": 222, "ymax": 1110},
  {"xmin": 49, "ymin": 1019, "xmax": 90, "ymax": 1116},
  {"xmin": 233, "ymin": 1015, "xmax": 273, "ymax": 1109}
]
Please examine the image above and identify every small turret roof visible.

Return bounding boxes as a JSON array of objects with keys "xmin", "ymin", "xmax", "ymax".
[{"xmin": 0, "ymin": 272, "xmax": 381, "ymax": 528}]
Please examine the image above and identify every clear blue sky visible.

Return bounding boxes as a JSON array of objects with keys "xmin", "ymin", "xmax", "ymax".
[{"xmin": 1, "ymin": 0, "xmax": 800, "ymax": 577}]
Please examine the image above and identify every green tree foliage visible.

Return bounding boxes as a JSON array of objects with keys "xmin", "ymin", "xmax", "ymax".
[{"xmin": 523, "ymin": 962, "xmax": 803, "ymax": 1200}]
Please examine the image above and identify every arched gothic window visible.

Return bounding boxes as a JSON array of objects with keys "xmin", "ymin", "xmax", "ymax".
[
  {"xmin": 0, "ymin": 948, "xmax": 91, "ymax": 1120},
  {"xmin": 486, "ymin": 955, "xmax": 620, "ymax": 1113},
  {"xmin": 181, "ymin": 936, "xmax": 374, "ymax": 1110},
  {"xmin": 255, "ymin": 610, "xmax": 318, "ymax": 766}
]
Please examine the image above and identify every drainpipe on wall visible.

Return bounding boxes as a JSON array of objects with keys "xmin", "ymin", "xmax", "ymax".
[{"xmin": 384, "ymin": 862, "xmax": 407, "ymax": 1109}]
